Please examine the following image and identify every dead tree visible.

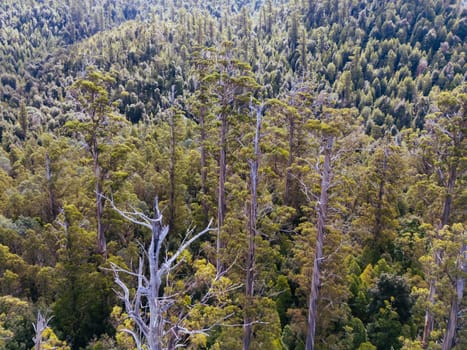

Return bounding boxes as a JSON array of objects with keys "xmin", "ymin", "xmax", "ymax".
[
  {"xmin": 32, "ymin": 311, "xmax": 52, "ymax": 350},
  {"xmin": 107, "ymin": 196, "xmax": 218, "ymax": 350}
]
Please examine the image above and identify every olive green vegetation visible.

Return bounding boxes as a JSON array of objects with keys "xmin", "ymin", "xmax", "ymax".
[{"xmin": 0, "ymin": 0, "xmax": 465, "ymax": 349}]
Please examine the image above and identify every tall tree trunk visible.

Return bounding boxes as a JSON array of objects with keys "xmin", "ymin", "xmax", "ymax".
[
  {"xmin": 424, "ymin": 165, "xmax": 458, "ymax": 347},
  {"xmin": 374, "ymin": 144, "xmax": 388, "ymax": 241},
  {"xmin": 148, "ymin": 208, "xmax": 164, "ymax": 350},
  {"xmin": 169, "ymin": 89, "xmax": 176, "ymax": 231},
  {"xmin": 422, "ymin": 280, "xmax": 437, "ymax": 347},
  {"xmin": 199, "ymin": 106, "xmax": 210, "ymax": 221},
  {"xmin": 441, "ymin": 166, "xmax": 462, "ymax": 349},
  {"xmin": 96, "ymin": 177, "xmax": 106, "ymax": 255},
  {"xmin": 305, "ymin": 135, "xmax": 333, "ymax": 350},
  {"xmin": 284, "ymin": 117, "xmax": 295, "ymax": 206},
  {"xmin": 19, "ymin": 101, "xmax": 28, "ymax": 139},
  {"xmin": 442, "ymin": 277, "xmax": 463, "ymax": 350},
  {"xmin": 34, "ymin": 327, "xmax": 42, "ymax": 350},
  {"xmin": 441, "ymin": 166, "xmax": 456, "ymax": 229},
  {"xmin": 217, "ymin": 114, "xmax": 227, "ymax": 275},
  {"xmin": 33, "ymin": 311, "xmax": 49, "ymax": 350},
  {"xmin": 243, "ymin": 106, "xmax": 262, "ymax": 350},
  {"xmin": 443, "ymin": 233, "xmax": 465, "ymax": 350},
  {"xmin": 45, "ymin": 152, "xmax": 58, "ymax": 221},
  {"xmin": 93, "ymin": 138, "xmax": 106, "ymax": 256}
]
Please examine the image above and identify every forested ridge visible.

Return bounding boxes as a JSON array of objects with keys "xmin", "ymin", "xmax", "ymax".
[{"xmin": 0, "ymin": 1, "xmax": 465, "ymax": 349}]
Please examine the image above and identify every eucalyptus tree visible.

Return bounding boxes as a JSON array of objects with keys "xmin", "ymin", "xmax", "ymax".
[
  {"xmin": 414, "ymin": 89, "xmax": 466, "ymax": 349},
  {"xmin": 196, "ymin": 43, "xmax": 260, "ymax": 274},
  {"xmin": 65, "ymin": 68, "xmax": 129, "ymax": 256},
  {"xmin": 293, "ymin": 105, "xmax": 364, "ymax": 350}
]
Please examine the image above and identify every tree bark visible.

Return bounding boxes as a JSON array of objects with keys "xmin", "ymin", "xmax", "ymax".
[{"xmin": 305, "ymin": 135, "xmax": 333, "ymax": 350}]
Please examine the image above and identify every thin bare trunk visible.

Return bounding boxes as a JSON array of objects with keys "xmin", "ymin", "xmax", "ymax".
[
  {"xmin": 34, "ymin": 326, "xmax": 43, "ymax": 350},
  {"xmin": 243, "ymin": 106, "xmax": 262, "ymax": 350},
  {"xmin": 422, "ymin": 280, "xmax": 436, "ymax": 347},
  {"xmin": 96, "ymin": 185, "xmax": 106, "ymax": 254},
  {"xmin": 424, "ymin": 165, "xmax": 458, "ymax": 347},
  {"xmin": 33, "ymin": 311, "xmax": 50, "ymax": 350},
  {"xmin": 199, "ymin": 106, "xmax": 210, "ymax": 221},
  {"xmin": 441, "ymin": 166, "xmax": 462, "ymax": 349},
  {"xmin": 442, "ymin": 290, "xmax": 460, "ymax": 350},
  {"xmin": 217, "ymin": 114, "xmax": 227, "ymax": 275},
  {"xmin": 168, "ymin": 86, "xmax": 177, "ymax": 230},
  {"xmin": 285, "ymin": 117, "xmax": 295, "ymax": 206},
  {"xmin": 93, "ymin": 138, "xmax": 106, "ymax": 256},
  {"xmin": 45, "ymin": 152, "xmax": 57, "ymax": 221},
  {"xmin": 305, "ymin": 135, "xmax": 333, "ymax": 350},
  {"xmin": 443, "ymin": 238, "xmax": 465, "ymax": 350},
  {"xmin": 441, "ymin": 166, "xmax": 456, "ymax": 228},
  {"xmin": 374, "ymin": 144, "xmax": 388, "ymax": 241},
  {"xmin": 148, "ymin": 201, "xmax": 164, "ymax": 350}
]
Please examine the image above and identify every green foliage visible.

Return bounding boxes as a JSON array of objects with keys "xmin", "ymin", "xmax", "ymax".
[
  {"xmin": 0, "ymin": 0, "xmax": 464, "ymax": 349},
  {"xmin": 0, "ymin": 296, "xmax": 34, "ymax": 350},
  {"xmin": 367, "ymin": 300, "xmax": 403, "ymax": 350},
  {"xmin": 39, "ymin": 327, "xmax": 71, "ymax": 350},
  {"xmin": 51, "ymin": 206, "xmax": 115, "ymax": 350},
  {"xmin": 368, "ymin": 274, "xmax": 413, "ymax": 324},
  {"xmin": 357, "ymin": 342, "xmax": 377, "ymax": 350}
]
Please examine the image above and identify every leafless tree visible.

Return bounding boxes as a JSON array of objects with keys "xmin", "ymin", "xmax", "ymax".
[
  {"xmin": 107, "ymin": 196, "xmax": 234, "ymax": 350},
  {"xmin": 243, "ymin": 102, "xmax": 263, "ymax": 350},
  {"xmin": 32, "ymin": 311, "xmax": 52, "ymax": 350}
]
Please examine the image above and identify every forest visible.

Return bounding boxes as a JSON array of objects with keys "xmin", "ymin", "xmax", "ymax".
[{"xmin": 0, "ymin": 0, "xmax": 465, "ymax": 349}]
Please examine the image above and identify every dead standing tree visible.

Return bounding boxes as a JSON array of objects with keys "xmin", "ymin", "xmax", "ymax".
[
  {"xmin": 107, "ymin": 196, "xmax": 218, "ymax": 350},
  {"xmin": 32, "ymin": 311, "xmax": 52, "ymax": 350},
  {"xmin": 243, "ymin": 102, "xmax": 263, "ymax": 350}
]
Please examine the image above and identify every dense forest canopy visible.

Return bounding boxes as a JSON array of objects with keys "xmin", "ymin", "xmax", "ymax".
[{"xmin": 0, "ymin": 1, "xmax": 465, "ymax": 350}]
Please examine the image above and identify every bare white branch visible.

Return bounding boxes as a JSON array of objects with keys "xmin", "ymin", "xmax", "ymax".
[{"xmin": 108, "ymin": 195, "xmax": 228, "ymax": 350}]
